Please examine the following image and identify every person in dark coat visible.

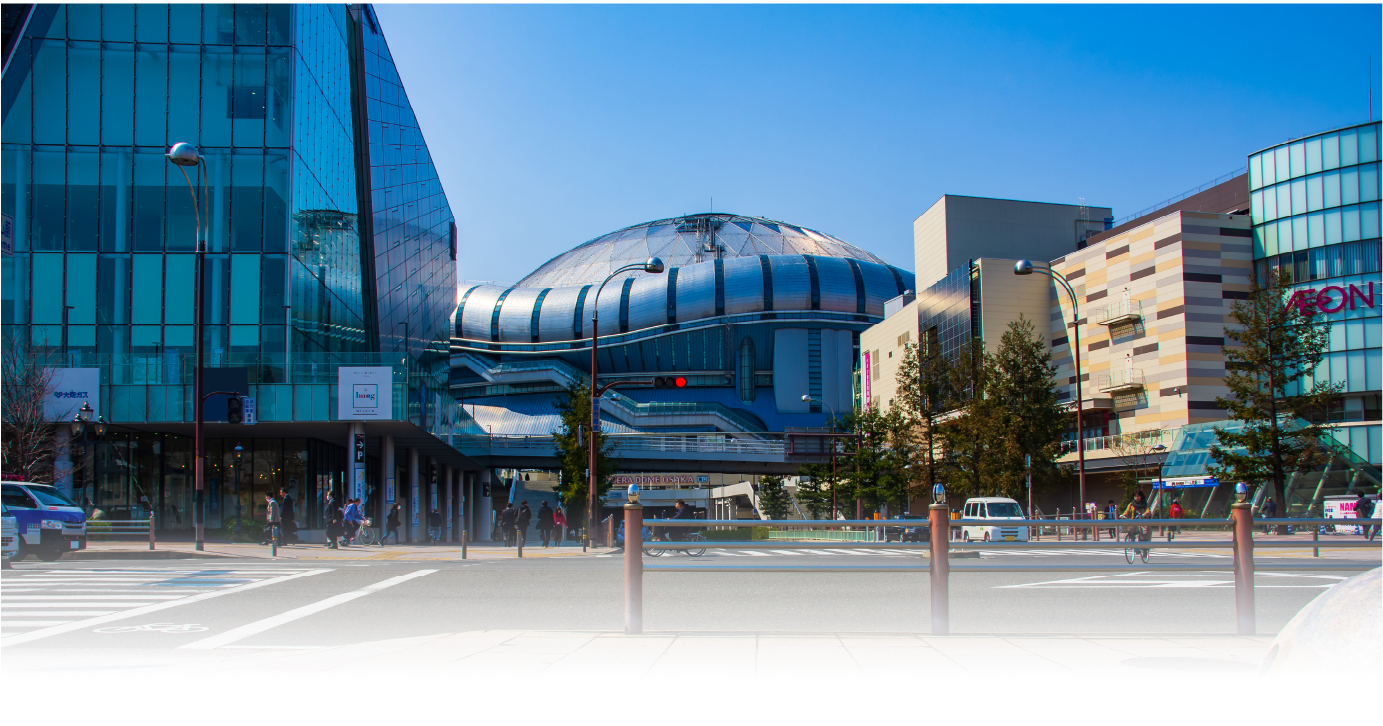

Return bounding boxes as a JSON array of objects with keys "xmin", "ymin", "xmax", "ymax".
[
  {"xmin": 322, "ymin": 493, "xmax": 341, "ymax": 549},
  {"xmin": 536, "ymin": 502, "xmax": 555, "ymax": 547},
  {"xmin": 515, "ymin": 501, "xmax": 532, "ymax": 547},
  {"xmin": 384, "ymin": 503, "xmax": 402, "ymax": 545},
  {"xmin": 427, "ymin": 508, "xmax": 443, "ymax": 543},
  {"xmin": 278, "ymin": 488, "xmax": 297, "ymax": 545},
  {"xmin": 499, "ymin": 503, "xmax": 518, "ymax": 547}
]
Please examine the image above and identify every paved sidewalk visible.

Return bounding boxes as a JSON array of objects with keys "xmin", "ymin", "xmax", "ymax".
[
  {"xmin": 2, "ymin": 630, "xmax": 1272, "ymax": 677},
  {"xmin": 71, "ymin": 540, "xmax": 616, "ymax": 560}
]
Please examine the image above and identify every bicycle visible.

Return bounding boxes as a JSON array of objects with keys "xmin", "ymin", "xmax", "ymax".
[
  {"xmin": 1124, "ymin": 526, "xmax": 1150, "ymax": 564},
  {"xmin": 643, "ymin": 530, "xmax": 665, "ymax": 557},
  {"xmin": 684, "ymin": 530, "xmax": 707, "ymax": 557},
  {"xmin": 353, "ymin": 518, "xmax": 378, "ymax": 546}
]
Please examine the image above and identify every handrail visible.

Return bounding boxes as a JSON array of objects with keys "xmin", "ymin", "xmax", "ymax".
[{"xmin": 85, "ymin": 514, "xmax": 156, "ymax": 550}]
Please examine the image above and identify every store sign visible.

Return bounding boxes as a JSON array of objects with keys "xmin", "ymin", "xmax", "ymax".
[
  {"xmin": 338, "ymin": 366, "xmax": 393, "ymax": 420},
  {"xmin": 863, "ymin": 351, "xmax": 872, "ymax": 405},
  {"xmin": 612, "ymin": 474, "xmax": 698, "ymax": 486},
  {"xmin": 1287, "ymin": 282, "xmax": 1376, "ymax": 315},
  {"xmin": 43, "ymin": 368, "xmax": 100, "ymax": 422},
  {"xmin": 1, "ymin": 213, "xmax": 13, "ymax": 255},
  {"xmin": 1153, "ymin": 477, "xmax": 1218, "ymax": 489}
]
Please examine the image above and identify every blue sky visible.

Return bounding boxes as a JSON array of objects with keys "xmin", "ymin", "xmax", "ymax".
[{"xmin": 374, "ymin": 3, "xmax": 1383, "ymax": 285}]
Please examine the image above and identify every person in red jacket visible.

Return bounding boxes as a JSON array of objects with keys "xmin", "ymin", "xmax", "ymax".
[{"xmin": 1168, "ymin": 498, "xmax": 1184, "ymax": 540}]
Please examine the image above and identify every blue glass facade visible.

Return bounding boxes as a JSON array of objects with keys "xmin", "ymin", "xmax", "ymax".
[{"xmin": 1249, "ymin": 122, "xmax": 1382, "ymax": 464}]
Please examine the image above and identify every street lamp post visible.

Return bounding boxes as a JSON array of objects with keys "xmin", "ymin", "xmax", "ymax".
[
  {"xmin": 586, "ymin": 257, "xmax": 664, "ymax": 546},
  {"xmin": 1014, "ymin": 260, "xmax": 1089, "ymax": 520},
  {"xmin": 167, "ymin": 143, "xmax": 208, "ymax": 551},
  {"xmin": 233, "ymin": 443, "xmax": 244, "ymax": 538}
]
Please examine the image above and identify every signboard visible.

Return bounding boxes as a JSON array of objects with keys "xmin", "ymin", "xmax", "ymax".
[
  {"xmin": 242, "ymin": 397, "xmax": 256, "ymax": 425},
  {"xmin": 352, "ymin": 469, "xmax": 364, "ymax": 502},
  {"xmin": 43, "ymin": 368, "xmax": 100, "ymax": 422},
  {"xmin": 1153, "ymin": 477, "xmax": 1218, "ymax": 489},
  {"xmin": 338, "ymin": 366, "xmax": 393, "ymax": 420},
  {"xmin": 1287, "ymin": 282, "xmax": 1376, "ymax": 314},
  {"xmin": 1, "ymin": 213, "xmax": 13, "ymax": 256},
  {"xmin": 353, "ymin": 434, "xmax": 366, "ymax": 464},
  {"xmin": 612, "ymin": 474, "xmax": 698, "ymax": 486},
  {"xmin": 863, "ymin": 350, "xmax": 872, "ymax": 406},
  {"xmin": 410, "ymin": 483, "xmax": 420, "ymax": 527},
  {"xmin": 592, "ymin": 396, "xmax": 602, "ymax": 432},
  {"xmin": 1324, "ymin": 495, "xmax": 1378, "ymax": 535},
  {"xmin": 385, "ymin": 478, "xmax": 395, "ymax": 504}
]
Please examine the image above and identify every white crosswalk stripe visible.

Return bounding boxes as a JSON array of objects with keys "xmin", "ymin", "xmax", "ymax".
[{"xmin": 0, "ymin": 567, "xmax": 319, "ymax": 637}]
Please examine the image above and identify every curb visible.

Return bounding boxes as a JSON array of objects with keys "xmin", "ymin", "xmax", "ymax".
[{"xmin": 63, "ymin": 550, "xmax": 236, "ymax": 560}]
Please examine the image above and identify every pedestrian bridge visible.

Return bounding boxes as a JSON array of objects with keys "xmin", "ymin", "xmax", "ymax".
[{"xmin": 480, "ymin": 433, "xmax": 798, "ymax": 474}]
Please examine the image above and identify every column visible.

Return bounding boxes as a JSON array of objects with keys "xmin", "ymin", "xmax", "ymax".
[
  {"xmin": 478, "ymin": 470, "xmax": 492, "ymax": 541},
  {"xmin": 444, "ymin": 464, "xmax": 454, "ymax": 542},
  {"xmin": 381, "ymin": 434, "xmax": 395, "ymax": 523},
  {"xmin": 407, "ymin": 447, "xmax": 420, "ymax": 543}
]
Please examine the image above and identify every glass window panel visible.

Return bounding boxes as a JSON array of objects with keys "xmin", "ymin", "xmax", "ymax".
[
  {"xmin": 1250, "ymin": 190, "xmax": 1263, "ymax": 224},
  {"xmin": 1326, "ymin": 244, "xmax": 1344, "ymax": 277},
  {"xmin": 1309, "ymin": 247, "xmax": 1326, "ymax": 280},
  {"xmin": 31, "ymin": 147, "xmax": 64, "ymax": 251},
  {"xmin": 131, "ymin": 325, "xmax": 161, "ymax": 348},
  {"xmin": 135, "ymin": 4, "xmax": 168, "ymax": 43},
  {"xmin": 67, "ymin": 148, "xmax": 99, "ymax": 252},
  {"xmin": 1277, "ymin": 219, "xmax": 1293, "ymax": 252},
  {"xmin": 234, "ymin": 5, "xmax": 267, "ymax": 45},
  {"xmin": 1341, "ymin": 128, "xmax": 1359, "ymax": 167},
  {"xmin": 261, "ymin": 255, "xmax": 286, "ymax": 323},
  {"xmin": 1347, "ymin": 351, "xmax": 1365, "ymax": 394},
  {"xmin": 67, "ymin": 41, "xmax": 100, "ymax": 144},
  {"xmin": 103, "ymin": 4, "xmax": 134, "ymax": 41},
  {"xmin": 1277, "ymin": 184, "xmax": 1291, "ymax": 220},
  {"xmin": 31, "ymin": 254, "xmax": 64, "ymax": 324},
  {"xmin": 230, "ymin": 153, "xmax": 262, "ymax": 252},
  {"xmin": 1290, "ymin": 141, "xmax": 1306, "ymax": 179},
  {"xmin": 231, "ymin": 47, "xmax": 266, "ymax": 148},
  {"xmin": 1276, "ymin": 147, "xmax": 1290, "ymax": 182},
  {"xmin": 1324, "ymin": 133, "xmax": 1341, "ymax": 170},
  {"xmin": 66, "ymin": 5, "xmax": 100, "ymax": 40},
  {"xmin": 1362, "ymin": 202, "xmax": 1381, "ymax": 239},
  {"xmin": 1325, "ymin": 208, "xmax": 1343, "ymax": 245},
  {"xmin": 265, "ymin": 47, "xmax": 292, "ymax": 148},
  {"xmin": 168, "ymin": 3, "xmax": 200, "ymax": 44},
  {"xmin": 1362, "ymin": 239, "xmax": 1381, "ymax": 273},
  {"xmin": 164, "ymin": 255, "xmax": 194, "ymax": 324},
  {"xmin": 101, "ymin": 42, "xmax": 135, "ymax": 146},
  {"xmin": 1307, "ymin": 173, "xmax": 1323, "ymax": 212},
  {"xmin": 230, "ymin": 254, "xmax": 260, "ymax": 324},
  {"xmin": 1306, "ymin": 137, "xmax": 1322, "ymax": 174},
  {"xmin": 167, "ymin": 45, "xmax": 200, "ymax": 148},
  {"xmin": 1344, "ymin": 205, "xmax": 1362, "ymax": 242},
  {"xmin": 267, "ymin": 5, "xmax": 291, "ymax": 45},
  {"xmin": 1362, "ymin": 163, "xmax": 1379, "ymax": 203},
  {"xmin": 1249, "ymin": 154, "xmax": 1263, "ymax": 190},
  {"xmin": 1362, "ymin": 125, "xmax": 1379, "ymax": 163},
  {"xmin": 1346, "ymin": 319, "xmax": 1364, "ymax": 349},
  {"xmin": 200, "ymin": 46, "xmax": 233, "ymax": 147},
  {"xmin": 132, "ymin": 151, "xmax": 165, "ymax": 252},
  {"xmin": 204, "ymin": 5, "xmax": 234, "ymax": 45},
  {"xmin": 66, "ymin": 253, "xmax": 96, "ymax": 324},
  {"xmin": 1264, "ymin": 222, "xmax": 1278, "ymax": 256},
  {"xmin": 1291, "ymin": 178, "xmax": 1306, "ymax": 215},
  {"xmin": 134, "ymin": 43, "xmax": 168, "ymax": 147},
  {"xmin": 1294, "ymin": 251, "xmax": 1309, "ymax": 282},
  {"xmin": 131, "ymin": 254, "xmax": 162, "ymax": 324},
  {"xmin": 165, "ymin": 165, "xmax": 198, "ymax": 253},
  {"xmin": 1263, "ymin": 149, "xmax": 1277, "ymax": 186},
  {"xmin": 1293, "ymin": 214, "xmax": 1308, "ymax": 249},
  {"xmin": 32, "ymin": 40, "xmax": 65, "ymax": 144},
  {"xmin": 100, "ymin": 149, "xmax": 131, "ymax": 252},
  {"xmin": 1252, "ymin": 225, "xmax": 1266, "ymax": 257},
  {"xmin": 264, "ymin": 151, "xmax": 288, "ymax": 253},
  {"xmin": 1366, "ymin": 316, "xmax": 1382, "ymax": 348},
  {"xmin": 1324, "ymin": 170, "xmax": 1341, "ymax": 209},
  {"xmin": 97, "ymin": 254, "xmax": 130, "ymax": 325},
  {"xmin": 1341, "ymin": 241, "xmax": 1361, "ymax": 275},
  {"xmin": 203, "ymin": 255, "xmax": 228, "ymax": 325},
  {"xmin": 1342, "ymin": 167, "xmax": 1360, "ymax": 206},
  {"xmin": 1308, "ymin": 211, "xmax": 1325, "ymax": 247},
  {"xmin": 1264, "ymin": 185, "xmax": 1277, "ymax": 221}
]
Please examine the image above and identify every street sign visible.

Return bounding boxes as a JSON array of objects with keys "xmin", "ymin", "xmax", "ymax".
[
  {"xmin": 353, "ymin": 433, "xmax": 365, "ymax": 464},
  {"xmin": 242, "ymin": 397, "xmax": 256, "ymax": 425}
]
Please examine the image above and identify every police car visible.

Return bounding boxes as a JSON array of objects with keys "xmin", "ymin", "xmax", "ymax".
[
  {"xmin": 1, "ymin": 481, "xmax": 87, "ymax": 561},
  {"xmin": 2, "ymin": 501, "xmax": 18, "ymax": 564}
]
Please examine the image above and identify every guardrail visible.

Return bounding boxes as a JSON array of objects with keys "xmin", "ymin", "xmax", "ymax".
[
  {"xmin": 84, "ymin": 514, "xmax": 156, "ymax": 550},
  {"xmin": 616, "ymin": 506, "xmax": 1381, "ymax": 636}
]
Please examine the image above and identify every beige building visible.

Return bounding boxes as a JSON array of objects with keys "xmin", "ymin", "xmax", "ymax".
[{"xmin": 859, "ymin": 295, "xmax": 919, "ymax": 411}]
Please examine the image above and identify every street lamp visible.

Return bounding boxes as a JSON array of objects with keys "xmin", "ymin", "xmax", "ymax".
[
  {"xmin": 233, "ymin": 443, "xmax": 244, "ymax": 538},
  {"xmin": 1151, "ymin": 443, "xmax": 1167, "ymax": 523},
  {"xmin": 587, "ymin": 257, "xmax": 664, "ymax": 546},
  {"xmin": 1015, "ymin": 259, "xmax": 1089, "ymax": 519},
  {"xmin": 167, "ymin": 142, "xmax": 210, "ymax": 551}
]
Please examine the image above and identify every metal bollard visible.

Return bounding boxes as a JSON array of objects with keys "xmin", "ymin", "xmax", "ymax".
[
  {"xmin": 462, "ymin": 529, "xmax": 468, "ymax": 560},
  {"xmin": 517, "ymin": 529, "xmax": 524, "ymax": 558},
  {"xmin": 1313, "ymin": 527, "xmax": 1319, "ymax": 558},
  {"xmin": 271, "ymin": 525, "xmax": 278, "ymax": 557},
  {"xmin": 929, "ymin": 503, "xmax": 950, "ymax": 635},
  {"xmin": 149, "ymin": 513, "xmax": 156, "ymax": 551},
  {"xmin": 1231, "ymin": 503, "xmax": 1255, "ymax": 635},
  {"xmin": 624, "ymin": 503, "xmax": 643, "ymax": 634}
]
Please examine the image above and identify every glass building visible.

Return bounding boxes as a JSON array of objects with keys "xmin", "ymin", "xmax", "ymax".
[
  {"xmin": 1249, "ymin": 121, "xmax": 1382, "ymax": 463},
  {"xmin": 1, "ymin": 4, "xmax": 473, "ymax": 532}
]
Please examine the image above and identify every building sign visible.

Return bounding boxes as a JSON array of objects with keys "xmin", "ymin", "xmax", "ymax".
[
  {"xmin": 1287, "ymin": 282, "xmax": 1376, "ymax": 315},
  {"xmin": 1, "ymin": 213, "xmax": 13, "ymax": 256},
  {"xmin": 43, "ymin": 368, "xmax": 100, "ymax": 422},
  {"xmin": 338, "ymin": 366, "xmax": 393, "ymax": 420},
  {"xmin": 242, "ymin": 397, "xmax": 256, "ymax": 425},
  {"xmin": 863, "ymin": 350, "xmax": 872, "ymax": 405},
  {"xmin": 1153, "ymin": 477, "xmax": 1218, "ymax": 489},
  {"xmin": 611, "ymin": 474, "xmax": 698, "ymax": 486},
  {"xmin": 353, "ymin": 434, "xmax": 366, "ymax": 465}
]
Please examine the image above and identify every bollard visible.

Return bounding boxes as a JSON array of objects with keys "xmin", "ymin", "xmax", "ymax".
[
  {"xmin": 1231, "ymin": 502, "xmax": 1255, "ymax": 635},
  {"xmin": 1312, "ymin": 527, "xmax": 1319, "ymax": 558},
  {"xmin": 517, "ymin": 529, "xmax": 524, "ymax": 558},
  {"xmin": 462, "ymin": 529, "xmax": 468, "ymax": 560},
  {"xmin": 149, "ymin": 513, "xmax": 156, "ymax": 551},
  {"xmin": 607, "ymin": 516, "xmax": 616, "ymax": 549},
  {"xmin": 929, "ymin": 503, "xmax": 950, "ymax": 635},
  {"xmin": 271, "ymin": 524, "xmax": 278, "ymax": 557},
  {"xmin": 625, "ymin": 503, "xmax": 643, "ymax": 634}
]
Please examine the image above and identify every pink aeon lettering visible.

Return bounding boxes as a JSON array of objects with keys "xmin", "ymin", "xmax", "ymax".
[
  {"xmin": 1317, "ymin": 286, "xmax": 1348, "ymax": 313},
  {"xmin": 1348, "ymin": 281, "xmax": 1376, "ymax": 310}
]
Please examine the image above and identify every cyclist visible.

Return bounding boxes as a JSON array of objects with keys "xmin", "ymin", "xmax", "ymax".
[{"xmin": 1122, "ymin": 490, "xmax": 1152, "ymax": 556}]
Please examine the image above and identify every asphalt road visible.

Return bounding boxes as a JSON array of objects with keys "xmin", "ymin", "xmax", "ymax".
[{"xmin": 2, "ymin": 548, "xmax": 1375, "ymax": 652}]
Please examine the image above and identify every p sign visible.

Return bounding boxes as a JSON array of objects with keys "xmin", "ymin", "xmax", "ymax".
[{"xmin": 338, "ymin": 366, "xmax": 393, "ymax": 420}]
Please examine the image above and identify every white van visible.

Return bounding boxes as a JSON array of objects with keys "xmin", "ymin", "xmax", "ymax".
[{"xmin": 959, "ymin": 497, "xmax": 1029, "ymax": 542}]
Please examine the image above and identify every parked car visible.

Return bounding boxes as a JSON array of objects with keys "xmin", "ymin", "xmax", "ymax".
[
  {"xmin": 1, "ymin": 481, "xmax": 88, "ymax": 561},
  {"xmin": 2, "ymin": 501, "xmax": 18, "ymax": 565},
  {"xmin": 883, "ymin": 514, "xmax": 930, "ymax": 542},
  {"xmin": 959, "ymin": 497, "xmax": 1029, "ymax": 542}
]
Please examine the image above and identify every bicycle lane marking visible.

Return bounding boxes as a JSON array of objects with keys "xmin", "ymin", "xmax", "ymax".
[
  {"xmin": 0, "ymin": 569, "xmax": 331, "ymax": 647},
  {"xmin": 179, "ymin": 569, "xmax": 437, "ymax": 650}
]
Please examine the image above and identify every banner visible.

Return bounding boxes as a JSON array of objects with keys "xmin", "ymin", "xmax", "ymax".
[
  {"xmin": 338, "ymin": 366, "xmax": 393, "ymax": 420},
  {"xmin": 44, "ymin": 368, "xmax": 100, "ymax": 422}
]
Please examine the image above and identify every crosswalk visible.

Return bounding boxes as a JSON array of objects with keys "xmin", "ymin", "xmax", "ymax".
[{"xmin": 0, "ymin": 567, "xmax": 318, "ymax": 637}]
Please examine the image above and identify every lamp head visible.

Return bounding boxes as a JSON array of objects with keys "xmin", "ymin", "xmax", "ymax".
[
  {"xmin": 1235, "ymin": 482, "xmax": 1248, "ymax": 503},
  {"xmin": 94, "ymin": 416, "xmax": 108, "ymax": 438},
  {"xmin": 1013, "ymin": 260, "xmax": 1035, "ymax": 276},
  {"xmin": 932, "ymin": 482, "xmax": 946, "ymax": 505},
  {"xmin": 801, "ymin": 394, "xmax": 813, "ymax": 403},
  {"xmin": 644, "ymin": 257, "xmax": 665, "ymax": 274},
  {"xmin": 1152, "ymin": 444, "xmax": 1166, "ymax": 452},
  {"xmin": 627, "ymin": 483, "xmax": 640, "ymax": 504},
  {"xmin": 166, "ymin": 142, "xmax": 201, "ymax": 167},
  {"xmin": 234, "ymin": 443, "xmax": 244, "ymax": 460}
]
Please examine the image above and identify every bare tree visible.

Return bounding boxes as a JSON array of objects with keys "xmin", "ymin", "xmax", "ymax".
[
  {"xmin": 2, "ymin": 333, "xmax": 58, "ymax": 484},
  {"xmin": 1108, "ymin": 429, "xmax": 1169, "ymax": 509}
]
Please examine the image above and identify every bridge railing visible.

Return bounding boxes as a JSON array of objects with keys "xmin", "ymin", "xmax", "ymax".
[{"xmin": 488, "ymin": 433, "xmax": 786, "ymax": 455}]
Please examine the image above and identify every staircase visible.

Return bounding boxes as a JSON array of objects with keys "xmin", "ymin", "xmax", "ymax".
[{"xmin": 510, "ymin": 473, "xmax": 563, "ymax": 514}]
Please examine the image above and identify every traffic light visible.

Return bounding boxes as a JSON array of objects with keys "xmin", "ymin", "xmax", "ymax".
[
  {"xmin": 653, "ymin": 376, "xmax": 687, "ymax": 389},
  {"xmin": 226, "ymin": 395, "xmax": 244, "ymax": 425}
]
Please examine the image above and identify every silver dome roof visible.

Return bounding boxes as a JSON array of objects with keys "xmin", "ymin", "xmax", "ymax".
[{"xmin": 516, "ymin": 213, "xmax": 890, "ymax": 288}]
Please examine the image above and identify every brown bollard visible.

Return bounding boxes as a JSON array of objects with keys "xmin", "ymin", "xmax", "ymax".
[
  {"xmin": 625, "ymin": 503, "xmax": 643, "ymax": 635},
  {"xmin": 929, "ymin": 503, "xmax": 950, "ymax": 635},
  {"xmin": 517, "ymin": 529, "xmax": 524, "ymax": 558},
  {"xmin": 149, "ymin": 513, "xmax": 156, "ymax": 551},
  {"xmin": 462, "ymin": 530, "xmax": 468, "ymax": 560},
  {"xmin": 1231, "ymin": 502, "xmax": 1255, "ymax": 635}
]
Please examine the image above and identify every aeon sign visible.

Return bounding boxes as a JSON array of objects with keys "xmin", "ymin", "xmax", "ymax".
[{"xmin": 1286, "ymin": 281, "xmax": 1376, "ymax": 315}]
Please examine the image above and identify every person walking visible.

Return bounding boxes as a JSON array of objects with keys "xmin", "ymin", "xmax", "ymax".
[
  {"xmin": 428, "ymin": 508, "xmax": 443, "ymax": 543},
  {"xmin": 261, "ymin": 492, "xmax": 280, "ymax": 546},
  {"xmin": 322, "ymin": 492, "xmax": 341, "ymax": 549},
  {"xmin": 278, "ymin": 487, "xmax": 297, "ymax": 545},
  {"xmin": 1355, "ymin": 493, "xmax": 1377, "ymax": 541},
  {"xmin": 553, "ymin": 506, "xmax": 567, "ymax": 546},
  {"xmin": 499, "ymin": 502, "xmax": 518, "ymax": 547},
  {"xmin": 1262, "ymin": 497, "xmax": 1278, "ymax": 534},
  {"xmin": 382, "ymin": 502, "xmax": 402, "ymax": 545},
  {"xmin": 1168, "ymin": 498, "xmax": 1184, "ymax": 540},
  {"xmin": 536, "ymin": 502, "xmax": 555, "ymax": 547},
  {"xmin": 516, "ymin": 501, "xmax": 532, "ymax": 548},
  {"xmin": 1104, "ymin": 500, "xmax": 1119, "ymax": 539}
]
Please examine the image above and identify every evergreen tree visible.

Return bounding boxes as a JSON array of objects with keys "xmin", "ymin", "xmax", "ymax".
[
  {"xmin": 795, "ymin": 462, "xmax": 835, "ymax": 519},
  {"xmin": 988, "ymin": 316, "xmax": 1066, "ymax": 500},
  {"xmin": 1209, "ymin": 269, "xmax": 1341, "ymax": 523},
  {"xmin": 937, "ymin": 336, "xmax": 1004, "ymax": 499},
  {"xmin": 837, "ymin": 404, "xmax": 911, "ymax": 515},
  {"xmin": 757, "ymin": 474, "xmax": 794, "ymax": 519},
  {"xmin": 893, "ymin": 339, "xmax": 955, "ymax": 505},
  {"xmin": 551, "ymin": 377, "xmax": 618, "ymax": 528}
]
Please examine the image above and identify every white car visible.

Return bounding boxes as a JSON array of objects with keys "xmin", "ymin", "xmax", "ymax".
[
  {"xmin": 959, "ymin": 497, "xmax": 1029, "ymax": 542},
  {"xmin": 2, "ymin": 501, "xmax": 18, "ymax": 564}
]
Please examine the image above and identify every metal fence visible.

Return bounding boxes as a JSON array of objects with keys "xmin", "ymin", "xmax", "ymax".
[{"xmin": 85, "ymin": 515, "xmax": 156, "ymax": 550}]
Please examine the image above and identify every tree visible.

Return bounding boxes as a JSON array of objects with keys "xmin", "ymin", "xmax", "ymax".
[
  {"xmin": 2, "ymin": 333, "xmax": 57, "ymax": 484},
  {"xmin": 988, "ymin": 316, "xmax": 1066, "ymax": 500},
  {"xmin": 1109, "ymin": 429, "xmax": 1170, "ymax": 510},
  {"xmin": 836, "ymin": 404, "xmax": 911, "ymax": 516},
  {"xmin": 1209, "ymin": 269, "xmax": 1341, "ymax": 525},
  {"xmin": 795, "ymin": 462, "xmax": 835, "ymax": 520},
  {"xmin": 937, "ymin": 337, "xmax": 1004, "ymax": 500},
  {"xmin": 757, "ymin": 474, "xmax": 793, "ymax": 520},
  {"xmin": 893, "ymin": 339, "xmax": 955, "ymax": 506},
  {"xmin": 551, "ymin": 377, "xmax": 618, "ymax": 528}
]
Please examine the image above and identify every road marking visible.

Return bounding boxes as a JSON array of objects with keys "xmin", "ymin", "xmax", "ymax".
[
  {"xmin": 0, "ymin": 569, "xmax": 329, "ymax": 647},
  {"xmin": 179, "ymin": 569, "xmax": 437, "ymax": 650},
  {"xmin": 2, "ymin": 595, "xmax": 187, "ymax": 601},
  {"xmin": 733, "ymin": 551, "xmax": 771, "ymax": 557},
  {"xmin": 766, "ymin": 550, "xmax": 806, "ymax": 556}
]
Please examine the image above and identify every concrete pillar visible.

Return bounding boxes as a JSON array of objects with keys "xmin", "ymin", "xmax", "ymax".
[
  {"xmin": 444, "ymin": 464, "xmax": 454, "ymax": 542},
  {"xmin": 478, "ymin": 470, "xmax": 493, "ymax": 541},
  {"xmin": 463, "ymin": 471, "xmax": 474, "ymax": 541},
  {"xmin": 407, "ymin": 448, "xmax": 420, "ymax": 543},
  {"xmin": 381, "ymin": 435, "xmax": 395, "ymax": 522}
]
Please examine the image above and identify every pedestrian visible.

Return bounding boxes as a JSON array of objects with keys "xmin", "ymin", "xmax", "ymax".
[
  {"xmin": 499, "ymin": 502, "xmax": 518, "ymax": 547},
  {"xmin": 552, "ymin": 506, "xmax": 567, "ymax": 546},
  {"xmin": 341, "ymin": 497, "xmax": 362, "ymax": 547},
  {"xmin": 536, "ymin": 502, "xmax": 554, "ymax": 547},
  {"xmin": 279, "ymin": 487, "xmax": 297, "ymax": 545},
  {"xmin": 428, "ymin": 508, "xmax": 443, "ymax": 543},
  {"xmin": 261, "ymin": 492, "xmax": 280, "ymax": 546},
  {"xmin": 1169, "ymin": 498, "xmax": 1184, "ymax": 539},
  {"xmin": 516, "ymin": 501, "xmax": 532, "ymax": 548},
  {"xmin": 383, "ymin": 502, "xmax": 402, "ymax": 545},
  {"xmin": 1262, "ymin": 497, "xmax": 1278, "ymax": 534},
  {"xmin": 322, "ymin": 492, "xmax": 341, "ymax": 549},
  {"xmin": 1355, "ymin": 493, "xmax": 1377, "ymax": 541},
  {"xmin": 1104, "ymin": 499, "xmax": 1119, "ymax": 539}
]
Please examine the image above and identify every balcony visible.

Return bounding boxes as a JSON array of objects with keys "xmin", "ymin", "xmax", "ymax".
[
  {"xmin": 1094, "ymin": 368, "xmax": 1145, "ymax": 393},
  {"xmin": 1095, "ymin": 299, "xmax": 1142, "ymax": 326}
]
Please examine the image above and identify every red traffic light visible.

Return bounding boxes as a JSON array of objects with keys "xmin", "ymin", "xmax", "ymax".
[
  {"xmin": 653, "ymin": 376, "xmax": 688, "ymax": 389},
  {"xmin": 674, "ymin": 376, "xmax": 686, "ymax": 388}
]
